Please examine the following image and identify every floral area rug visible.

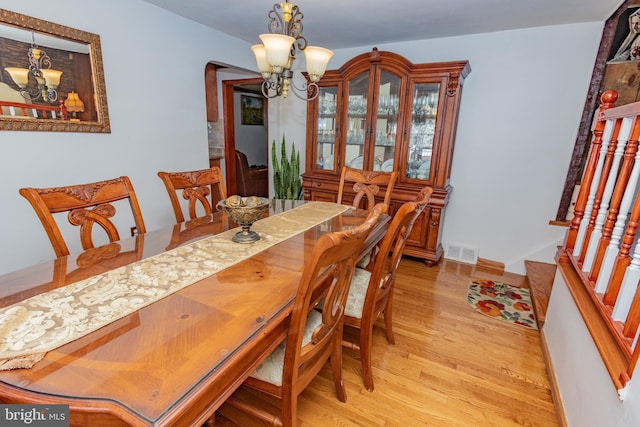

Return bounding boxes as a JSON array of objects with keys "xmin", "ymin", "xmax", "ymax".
[{"xmin": 466, "ymin": 280, "xmax": 538, "ymax": 329}]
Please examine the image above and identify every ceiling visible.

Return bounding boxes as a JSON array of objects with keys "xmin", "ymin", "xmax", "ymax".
[{"xmin": 144, "ymin": 0, "xmax": 625, "ymax": 50}]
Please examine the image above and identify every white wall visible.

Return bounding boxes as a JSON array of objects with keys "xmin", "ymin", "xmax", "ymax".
[
  {"xmin": 273, "ymin": 22, "xmax": 604, "ymax": 274},
  {"xmin": 0, "ymin": 0, "xmax": 256, "ymax": 274},
  {"xmin": 545, "ymin": 272, "xmax": 640, "ymax": 426}
]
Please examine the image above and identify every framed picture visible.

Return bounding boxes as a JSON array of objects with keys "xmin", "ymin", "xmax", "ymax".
[
  {"xmin": 241, "ymin": 95, "xmax": 264, "ymax": 125},
  {"xmin": 556, "ymin": 0, "xmax": 639, "ymax": 221},
  {"xmin": 608, "ymin": 5, "xmax": 640, "ymax": 63}
]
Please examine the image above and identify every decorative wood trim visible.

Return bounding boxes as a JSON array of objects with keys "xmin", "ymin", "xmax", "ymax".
[
  {"xmin": 476, "ymin": 257, "xmax": 504, "ymax": 273},
  {"xmin": 222, "ymin": 77, "xmax": 265, "ymax": 196},
  {"xmin": 539, "ymin": 329, "xmax": 569, "ymax": 427},
  {"xmin": 205, "ymin": 63, "xmax": 219, "ymax": 122}
]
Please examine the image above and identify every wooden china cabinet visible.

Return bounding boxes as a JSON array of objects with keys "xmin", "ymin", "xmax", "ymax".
[{"xmin": 302, "ymin": 48, "xmax": 470, "ymax": 265}]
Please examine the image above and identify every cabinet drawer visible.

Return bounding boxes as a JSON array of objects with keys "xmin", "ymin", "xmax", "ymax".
[{"xmin": 310, "ymin": 190, "xmax": 337, "ymax": 203}]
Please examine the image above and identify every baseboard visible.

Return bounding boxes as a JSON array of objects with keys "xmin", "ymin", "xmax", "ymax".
[
  {"xmin": 476, "ymin": 257, "xmax": 505, "ymax": 273},
  {"xmin": 540, "ymin": 328, "xmax": 568, "ymax": 427}
]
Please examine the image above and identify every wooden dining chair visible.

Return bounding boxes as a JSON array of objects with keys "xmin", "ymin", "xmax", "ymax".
[
  {"xmin": 336, "ymin": 166, "xmax": 398, "ymax": 213},
  {"xmin": 19, "ymin": 176, "xmax": 147, "ymax": 259},
  {"xmin": 337, "ymin": 166, "xmax": 398, "ymax": 269},
  {"xmin": 157, "ymin": 166, "xmax": 227, "ymax": 223},
  {"xmin": 343, "ymin": 186, "xmax": 433, "ymax": 391},
  {"xmin": 223, "ymin": 204, "xmax": 386, "ymax": 427}
]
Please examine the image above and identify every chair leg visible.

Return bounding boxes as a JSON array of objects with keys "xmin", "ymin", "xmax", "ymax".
[
  {"xmin": 360, "ymin": 324, "xmax": 375, "ymax": 392},
  {"xmin": 281, "ymin": 391, "xmax": 297, "ymax": 427},
  {"xmin": 384, "ymin": 292, "xmax": 395, "ymax": 345},
  {"xmin": 331, "ymin": 334, "xmax": 347, "ymax": 402}
]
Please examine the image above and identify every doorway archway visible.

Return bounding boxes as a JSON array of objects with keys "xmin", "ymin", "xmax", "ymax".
[{"xmin": 222, "ymin": 77, "xmax": 267, "ymax": 195}]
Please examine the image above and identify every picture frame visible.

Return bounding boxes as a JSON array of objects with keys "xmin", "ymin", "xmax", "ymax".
[
  {"xmin": 241, "ymin": 95, "xmax": 264, "ymax": 125},
  {"xmin": 556, "ymin": 0, "xmax": 638, "ymax": 221},
  {"xmin": 0, "ymin": 8, "xmax": 110, "ymax": 133},
  {"xmin": 608, "ymin": 5, "xmax": 640, "ymax": 63}
]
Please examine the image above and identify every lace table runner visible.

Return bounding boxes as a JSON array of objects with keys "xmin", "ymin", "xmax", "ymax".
[{"xmin": 0, "ymin": 202, "xmax": 350, "ymax": 370}]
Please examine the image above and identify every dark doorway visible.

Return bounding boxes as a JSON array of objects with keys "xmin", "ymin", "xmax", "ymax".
[{"xmin": 222, "ymin": 77, "xmax": 268, "ymax": 196}]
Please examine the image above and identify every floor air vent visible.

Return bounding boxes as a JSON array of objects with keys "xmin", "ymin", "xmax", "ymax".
[{"xmin": 444, "ymin": 243, "xmax": 479, "ymax": 265}]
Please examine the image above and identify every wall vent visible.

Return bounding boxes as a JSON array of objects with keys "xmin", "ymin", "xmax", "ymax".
[{"xmin": 444, "ymin": 243, "xmax": 479, "ymax": 265}]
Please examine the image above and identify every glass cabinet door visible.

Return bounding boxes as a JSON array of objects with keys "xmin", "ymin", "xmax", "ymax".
[
  {"xmin": 374, "ymin": 70, "xmax": 401, "ymax": 173},
  {"xmin": 316, "ymin": 86, "xmax": 338, "ymax": 171},
  {"xmin": 345, "ymin": 69, "xmax": 402, "ymax": 171},
  {"xmin": 406, "ymin": 82, "xmax": 439, "ymax": 180},
  {"xmin": 345, "ymin": 71, "xmax": 368, "ymax": 169}
]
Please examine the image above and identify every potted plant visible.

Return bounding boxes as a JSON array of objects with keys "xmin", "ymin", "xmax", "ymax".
[{"xmin": 272, "ymin": 135, "xmax": 303, "ymax": 200}]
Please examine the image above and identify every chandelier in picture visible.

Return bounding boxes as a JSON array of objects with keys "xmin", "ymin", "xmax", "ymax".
[
  {"xmin": 251, "ymin": 0, "xmax": 333, "ymax": 101},
  {"xmin": 4, "ymin": 32, "xmax": 63, "ymax": 103}
]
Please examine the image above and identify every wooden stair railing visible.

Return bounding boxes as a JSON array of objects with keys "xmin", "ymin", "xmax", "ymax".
[
  {"xmin": 561, "ymin": 90, "xmax": 640, "ymax": 397},
  {"xmin": 0, "ymin": 99, "xmax": 67, "ymax": 120}
]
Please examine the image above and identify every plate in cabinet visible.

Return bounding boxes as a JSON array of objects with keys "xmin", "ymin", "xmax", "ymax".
[
  {"xmin": 382, "ymin": 159, "xmax": 394, "ymax": 172},
  {"xmin": 349, "ymin": 156, "xmax": 363, "ymax": 169}
]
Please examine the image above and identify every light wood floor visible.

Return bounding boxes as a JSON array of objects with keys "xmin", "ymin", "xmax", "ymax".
[{"xmin": 216, "ymin": 258, "xmax": 559, "ymax": 426}]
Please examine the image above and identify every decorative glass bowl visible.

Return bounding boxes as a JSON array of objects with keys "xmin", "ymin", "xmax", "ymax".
[{"xmin": 216, "ymin": 195, "xmax": 270, "ymax": 243}]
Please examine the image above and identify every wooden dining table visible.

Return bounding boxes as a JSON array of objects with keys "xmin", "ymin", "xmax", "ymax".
[{"xmin": 0, "ymin": 200, "xmax": 388, "ymax": 427}]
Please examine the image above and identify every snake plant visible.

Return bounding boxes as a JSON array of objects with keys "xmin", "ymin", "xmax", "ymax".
[{"xmin": 272, "ymin": 135, "xmax": 303, "ymax": 200}]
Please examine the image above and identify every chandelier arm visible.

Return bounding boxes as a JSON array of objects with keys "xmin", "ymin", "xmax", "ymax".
[
  {"xmin": 289, "ymin": 7, "xmax": 305, "ymax": 46},
  {"xmin": 39, "ymin": 55, "xmax": 52, "ymax": 70},
  {"xmin": 293, "ymin": 35, "xmax": 307, "ymax": 52},
  {"xmin": 290, "ymin": 79, "xmax": 319, "ymax": 101},
  {"xmin": 268, "ymin": 4, "xmax": 285, "ymax": 34},
  {"xmin": 46, "ymin": 90, "xmax": 58, "ymax": 102},
  {"xmin": 262, "ymin": 78, "xmax": 283, "ymax": 99},
  {"xmin": 23, "ymin": 87, "xmax": 42, "ymax": 100}
]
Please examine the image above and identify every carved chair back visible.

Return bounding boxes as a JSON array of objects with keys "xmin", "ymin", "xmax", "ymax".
[
  {"xmin": 19, "ymin": 176, "xmax": 147, "ymax": 259},
  {"xmin": 337, "ymin": 166, "xmax": 398, "ymax": 212},
  {"xmin": 157, "ymin": 166, "xmax": 227, "ymax": 223}
]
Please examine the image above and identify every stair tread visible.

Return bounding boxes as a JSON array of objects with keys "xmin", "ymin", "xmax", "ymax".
[{"xmin": 524, "ymin": 260, "xmax": 556, "ymax": 328}]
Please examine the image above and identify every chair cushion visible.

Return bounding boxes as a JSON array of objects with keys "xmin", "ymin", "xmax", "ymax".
[
  {"xmin": 345, "ymin": 267, "xmax": 371, "ymax": 319},
  {"xmin": 356, "ymin": 250, "xmax": 372, "ymax": 269},
  {"xmin": 249, "ymin": 309, "xmax": 323, "ymax": 386}
]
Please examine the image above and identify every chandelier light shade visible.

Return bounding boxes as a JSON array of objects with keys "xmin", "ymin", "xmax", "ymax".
[
  {"xmin": 303, "ymin": 46, "xmax": 334, "ymax": 82},
  {"xmin": 40, "ymin": 69, "xmax": 63, "ymax": 90},
  {"xmin": 4, "ymin": 32, "xmax": 63, "ymax": 103},
  {"xmin": 259, "ymin": 34, "xmax": 295, "ymax": 73},
  {"xmin": 4, "ymin": 67, "xmax": 30, "ymax": 87},
  {"xmin": 251, "ymin": 44, "xmax": 271, "ymax": 79},
  {"xmin": 252, "ymin": 1, "xmax": 333, "ymax": 101}
]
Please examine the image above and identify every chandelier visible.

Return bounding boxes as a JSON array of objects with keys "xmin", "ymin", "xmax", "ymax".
[
  {"xmin": 251, "ymin": 1, "xmax": 333, "ymax": 101},
  {"xmin": 4, "ymin": 32, "xmax": 63, "ymax": 103}
]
